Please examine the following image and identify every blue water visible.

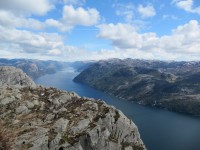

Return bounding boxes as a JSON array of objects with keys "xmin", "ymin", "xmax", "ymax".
[{"xmin": 35, "ymin": 69, "xmax": 200, "ymax": 150}]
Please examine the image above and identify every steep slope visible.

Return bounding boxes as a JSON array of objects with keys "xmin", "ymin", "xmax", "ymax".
[
  {"xmin": 68, "ymin": 60, "xmax": 95, "ymax": 72},
  {"xmin": 0, "ymin": 66, "xmax": 146, "ymax": 150},
  {"xmin": 0, "ymin": 66, "xmax": 35, "ymax": 87},
  {"xmin": 74, "ymin": 58, "xmax": 200, "ymax": 116}
]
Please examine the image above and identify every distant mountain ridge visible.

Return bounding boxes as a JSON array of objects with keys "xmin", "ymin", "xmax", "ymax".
[
  {"xmin": 0, "ymin": 58, "xmax": 94, "ymax": 80},
  {"xmin": 0, "ymin": 58, "xmax": 68, "ymax": 79},
  {"xmin": 74, "ymin": 58, "xmax": 200, "ymax": 116}
]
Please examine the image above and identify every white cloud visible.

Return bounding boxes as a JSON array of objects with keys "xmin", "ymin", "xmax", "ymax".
[
  {"xmin": 138, "ymin": 4, "xmax": 156, "ymax": 18},
  {"xmin": 0, "ymin": 10, "xmax": 44, "ymax": 30},
  {"xmin": 97, "ymin": 20, "xmax": 200, "ymax": 60},
  {"xmin": 112, "ymin": 3, "xmax": 153, "ymax": 31},
  {"xmin": 0, "ymin": 2, "xmax": 100, "ymax": 32},
  {"xmin": 173, "ymin": 0, "xmax": 192, "ymax": 11},
  {"xmin": 62, "ymin": 5, "xmax": 99, "ymax": 26},
  {"xmin": 172, "ymin": 0, "xmax": 200, "ymax": 15},
  {"xmin": 0, "ymin": 1, "xmax": 101, "ymax": 61},
  {"xmin": 0, "ymin": 25, "xmax": 63, "ymax": 54},
  {"xmin": 1, "ymin": 20, "xmax": 200, "ymax": 61},
  {"xmin": 98, "ymin": 23, "xmax": 158, "ymax": 49},
  {"xmin": 112, "ymin": 3, "xmax": 152, "ymax": 31},
  {"xmin": 0, "ymin": 25, "xmax": 97, "ymax": 61},
  {"xmin": 88, "ymin": 48, "xmax": 155, "ymax": 60},
  {"xmin": 113, "ymin": 3, "xmax": 135, "ymax": 23},
  {"xmin": 160, "ymin": 20, "xmax": 200, "ymax": 53},
  {"xmin": 46, "ymin": 5, "xmax": 100, "ymax": 32},
  {"xmin": 0, "ymin": 0, "xmax": 52, "ymax": 31},
  {"xmin": 45, "ymin": 19, "xmax": 72, "ymax": 32},
  {"xmin": 0, "ymin": 1, "xmax": 199, "ymax": 62},
  {"xmin": 0, "ymin": 0, "xmax": 53, "ymax": 16},
  {"xmin": 48, "ymin": 49, "xmax": 62, "ymax": 55}
]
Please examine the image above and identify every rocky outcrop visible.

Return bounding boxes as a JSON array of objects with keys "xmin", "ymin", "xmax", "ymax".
[
  {"xmin": 0, "ymin": 66, "xmax": 36, "ymax": 87},
  {"xmin": 0, "ymin": 67, "xmax": 146, "ymax": 150}
]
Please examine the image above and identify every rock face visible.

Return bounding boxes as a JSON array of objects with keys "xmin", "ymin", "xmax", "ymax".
[
  {"xmin": 0, "ymin": 67, "xmax": 146, "ymax": 150},
  {"xmin": 0, "ymin": 66, "xmax": 36, "ymax": 87},
  {"xmin": 74, "ymin": 58, "xmax": 200, "ymax": 116}
]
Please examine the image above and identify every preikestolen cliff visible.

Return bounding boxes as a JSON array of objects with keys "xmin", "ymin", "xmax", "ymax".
[{"xmin": 1, "ymin": 0, "xmax": 200, "ymax": 150}]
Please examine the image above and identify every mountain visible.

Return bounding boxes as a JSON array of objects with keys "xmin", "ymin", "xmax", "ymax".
[
  {"xmin": 68, "ymin": 60, "xmax": 95, "ymax": 72},
  {"xmin": 0, "ymin": 66, "xmax": 35, "ymax": 87},
  {"xmin": 0, "ymin": 66, "xmax": 146, "ymax": 150},
  {"xmin": 0, "ymin": 58, "xmax": 68, "ymax": 79},
  {"xmin": 74, "ymin": 58, "xmax": 200, "ymax": 116},
  {"xmin": 0, "ymin": 58, "xmax": 94, "ymax": 80}
]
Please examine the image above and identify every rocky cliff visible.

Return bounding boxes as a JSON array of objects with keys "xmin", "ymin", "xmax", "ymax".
[
  {"xmin": 0, "ymin": 66, "xmax": 146, "ymax": 150},
  {"xmin": 0, "ymin": 66, "xmax": 36, "ymax": 87}
]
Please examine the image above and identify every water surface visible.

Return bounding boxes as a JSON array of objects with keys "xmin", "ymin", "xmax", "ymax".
[{"xmin": 35, "ymin": 69, "xmax": 200, "ymax": 150}]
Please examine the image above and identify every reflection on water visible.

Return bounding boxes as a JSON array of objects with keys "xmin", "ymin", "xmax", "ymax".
[{"xmin": 36, "ymin": 69, "xmax": 200, "ymax": 150}]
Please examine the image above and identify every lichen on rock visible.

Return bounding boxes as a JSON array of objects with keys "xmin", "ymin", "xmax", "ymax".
[{"xmin": 0, "ymin": 66, "xmax": 146, "ymax": 150}]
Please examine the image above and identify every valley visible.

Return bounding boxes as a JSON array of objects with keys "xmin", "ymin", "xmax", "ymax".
[{"xmin": 36, "ymin": 68, "xmax": 200, "ymax": 150}]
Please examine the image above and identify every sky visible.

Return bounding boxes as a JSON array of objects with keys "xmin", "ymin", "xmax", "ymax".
[{"xmin": 0, "ymin": 0, "xmax": 200, "ymax": 61}]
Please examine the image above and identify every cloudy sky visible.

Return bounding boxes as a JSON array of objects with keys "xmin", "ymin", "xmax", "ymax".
[{"xmin": 0, "ymin": 0, "xmax": 200, "ymax": 61}]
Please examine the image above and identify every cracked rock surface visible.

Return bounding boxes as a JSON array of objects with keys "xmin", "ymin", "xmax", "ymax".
[
  {"xmin": 0, "ymin": 66, "xmax": 35, "ymax": 87},
  {"xmin": 0, "ymin": 66, "xmax": 146, "ymax": 150}
]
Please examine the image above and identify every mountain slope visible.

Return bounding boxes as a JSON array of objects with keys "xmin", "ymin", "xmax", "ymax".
[
  {"xmin": 0, "ymin": 66, "xmax": 146, "ymax": 150},
  {"xmin": 74, "ymin": 58, "xmax": 200, "ymax": 116},
  {"xmin": 0, "ymin": 66, "xmax": 35, "ymax": 87}
]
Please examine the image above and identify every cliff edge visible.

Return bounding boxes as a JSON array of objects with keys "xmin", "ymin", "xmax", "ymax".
[
  {"xmin": 0, "ymin": 66, "xmax": 35, "ymax": 87},
  {"xmin": 0, "ymin": 66, "xmax": 146, "ymax": 150}
]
